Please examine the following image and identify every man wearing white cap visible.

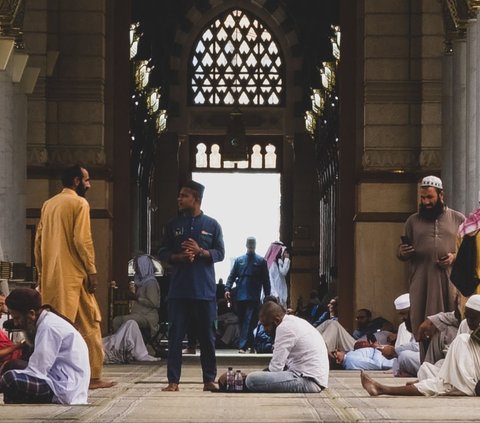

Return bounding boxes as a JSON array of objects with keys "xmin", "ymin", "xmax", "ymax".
[
  {"xmin": 379, "ymin": 293, "xmax": 420, "ymax": 377},
  {"xmin": 398, "ymin": 175, "xmax": 465, "ymax": 361},
  {"xmin": 361, "ymin": 294, "xmax": 480, "ymax": 397}
]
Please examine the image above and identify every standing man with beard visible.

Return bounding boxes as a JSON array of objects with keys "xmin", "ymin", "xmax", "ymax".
[
  {"xmin": 158, "ymin": 180, "xmax": 225, "ymax": 392},
  {"xmin": 34, "ymin": 165, "xmax": 114, "ymax": 389},
  {"xmin": 398, "ymin": 176, "xmax": 465, "ymax": 361}
]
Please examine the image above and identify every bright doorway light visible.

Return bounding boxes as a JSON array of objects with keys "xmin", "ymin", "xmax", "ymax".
[{"xmin": 192, "ymin": 172, "xmax": 281, "ymax": 282}]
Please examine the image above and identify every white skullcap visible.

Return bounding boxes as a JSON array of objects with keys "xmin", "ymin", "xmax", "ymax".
[
  {"xmin": 394, "ymin": 293, "xmax": 410, "ymax": 310},
  {"xmin": 465, "ymin": 295, "xmax": 480, "ymax": 312},
  {"xmin": 420, "ymin": 175, "xmax": 443, "ymax": 190}
]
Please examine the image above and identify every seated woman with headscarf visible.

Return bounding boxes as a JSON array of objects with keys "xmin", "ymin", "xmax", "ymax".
[{"xmin": 113, "ymin": 255, "xmax": 161, "ymax": 337}]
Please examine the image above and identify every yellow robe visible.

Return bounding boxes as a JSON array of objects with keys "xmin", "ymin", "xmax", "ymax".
[{"xmin": 34, "ymin": 188, "xmax": 104, "ymax": 378}]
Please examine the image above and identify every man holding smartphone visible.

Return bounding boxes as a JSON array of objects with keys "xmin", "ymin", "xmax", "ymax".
[{"xmin": 397, "ymin": 176, "xmax": 465, "ymax": 363}]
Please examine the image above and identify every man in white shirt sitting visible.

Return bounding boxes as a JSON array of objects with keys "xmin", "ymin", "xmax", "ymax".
[
  {"xmin": 245, "ymin": 302, "xmax": 329, "ymax": 393},
  {"xmin": 0, "ymin": 288, "xmax": 90, "ymax": 404}
]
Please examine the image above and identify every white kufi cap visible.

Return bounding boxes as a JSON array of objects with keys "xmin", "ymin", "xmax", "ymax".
[
  {"xmin": 394, "ymin": 293, "xmax": 410, "ymax": 310},
  {"xmin": 465, "ymin": 295, "xmax": 480, "ymax": 312},
  {"xmin": 420, "ymin": 175, "xmax": 443, "ymax": 190}
]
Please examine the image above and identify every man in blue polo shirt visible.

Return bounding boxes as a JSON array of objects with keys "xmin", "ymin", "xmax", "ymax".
[
  {"xmin": 225, "ymin": 237, "xmax": 271, "ymax": 353},
  {"xmin": 158, "ymin": 180, "xmax": 224, "ymax": 392}
]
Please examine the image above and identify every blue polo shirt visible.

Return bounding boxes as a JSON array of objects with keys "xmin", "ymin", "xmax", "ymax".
[{"xmin": 159, "ymin": 212, "xmax": 225, "ymax": 300}]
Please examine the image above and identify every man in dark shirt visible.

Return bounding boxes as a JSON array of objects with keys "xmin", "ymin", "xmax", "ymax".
[
  {"xmin": 225, "ymin": 237, "xmax": 270, "ymax": 353},
  {"xmin": 158, "ymin": 180, "xmax": 225, "ymax": 392}
]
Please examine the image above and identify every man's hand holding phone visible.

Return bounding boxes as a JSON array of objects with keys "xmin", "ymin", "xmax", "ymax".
[{"xmin": 399, "ymin": 235, "xmax": 415, "ymax": 258}]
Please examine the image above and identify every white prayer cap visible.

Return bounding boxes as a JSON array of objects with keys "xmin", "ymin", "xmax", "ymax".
[
  {"xmin": 465, "ymin": 295, "xmax": 480, "ymax": 312},
  {"xmin": 394, "ymin": 293, "xmax": 410, "ymax": 310},
  {"xmin": 420, "ymin": 175, "xmax": 443, "ymax": 190}
]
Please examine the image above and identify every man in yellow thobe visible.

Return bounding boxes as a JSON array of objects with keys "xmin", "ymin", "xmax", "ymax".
[{"xmin": 34, "ymin": 165, "xmax": 114, "ymax": 389}]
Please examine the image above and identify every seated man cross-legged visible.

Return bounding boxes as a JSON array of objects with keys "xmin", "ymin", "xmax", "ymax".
[
  {"xmin": 0, "ymin": 288, "xmax": 90, "ymax": 404},
  {"xmin": 361, "ymin": 294, "xmax": 480, "ymax": 397},
  {"xmin": 245, "ymin": 302, "xmax": 329, "ymax": 393}
]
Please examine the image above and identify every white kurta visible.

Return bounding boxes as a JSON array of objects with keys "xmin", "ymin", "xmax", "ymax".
[
  {"xmin": 269, "ymin": 258, "xmax": 290, "ymax": 307},
  {"xmin": 416, "ymin": 333, "xmax": 480, "ymax": 396},
  {"xmin": 395, "ymin": 322, "xmax": 414, "ymax": 348},
  {"xmin": 13, "ymin": 310, "xmax": 90, "ymax": 404}
]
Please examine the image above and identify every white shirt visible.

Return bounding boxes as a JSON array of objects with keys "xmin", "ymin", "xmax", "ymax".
[
  {"xmin": 269, "ymin": 258, "xmax": 290, "ymax": 307},
  {"xmin": 14, "ymin": 310, "xmax": 90, "ymax": 404},
  {"xmin": 270, "ymin": 314, "xmax": 329, "ymax": 388}
]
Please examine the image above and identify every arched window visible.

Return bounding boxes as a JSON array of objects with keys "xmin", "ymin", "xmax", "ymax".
[
  {"xmin": 190, "ymin": 9, "xmax": 284, "ymax": 106},
  {"xmin": 191, "ymin": 137, "xmax": 281, "ymax": 171}
]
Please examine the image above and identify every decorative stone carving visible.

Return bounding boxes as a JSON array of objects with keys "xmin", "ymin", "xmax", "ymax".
[
  {"xmin": 419, "ymin": 148, "xmax": 442, "ymax": 169},
  {"xmin": 27, "ymin": 144, "xmax": 48, "ymax": 165},
  {"xmin": 362, "ymin": 148, "xmax": 442, "ymax": 171},
  {"xmin": 362, "ymin": 148, "xmax": 418, "ymax": 170},
  {"xmin": 46, "ymin": 146, "xmax": 106, "ymax": 166}
]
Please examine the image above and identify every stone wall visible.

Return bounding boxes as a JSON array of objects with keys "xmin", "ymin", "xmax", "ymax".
[
  {"xmin": 24, "ymin": 0, "xmax": 112, "ymax": 331},
  {"xmin": 354, "ymin": 0, "xmax": 445, "ymax": 324}
]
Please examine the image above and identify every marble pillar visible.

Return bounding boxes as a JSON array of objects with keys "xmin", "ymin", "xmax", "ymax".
[
  {"xmin": 477, "ymin": 16, "xmax": 480, "ymax": 210},
  {"xmin": 466, "ymin": 19, "xmax": 478, "ymax": 215},
  {"xmin": 442, "ymin": 50, "xmax": 453, "ymax": 203},
  {"xmin": 0, "ymin": 71, "xmax": 27, "ymax": 263},
  {"xmin": 451, "ymin": 38, "xmax": 467, "ymax": 214}
]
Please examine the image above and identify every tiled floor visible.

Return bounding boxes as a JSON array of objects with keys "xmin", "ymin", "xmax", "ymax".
[{"xmin": 1, "ymin": 354, "xmax": 480, "ymax": 422}]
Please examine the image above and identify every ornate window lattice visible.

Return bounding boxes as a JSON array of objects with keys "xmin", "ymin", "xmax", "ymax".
[
  {"xmin": 190, "ymin": 9, "xmax": 284, "ymax": 106},
  {"xmin": 194, "ymin": 141, "xmax": 278, "ymax": 170}
]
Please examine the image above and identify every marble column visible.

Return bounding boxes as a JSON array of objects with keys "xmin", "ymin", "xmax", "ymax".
[
  {"xmin": 477, "ymin": 15, "xmax": 480, "ymax": 210},
  {"xmin": 0, "ymin": 71, "xmax": 27, "ymax": 263},
  {"xmin": 466, "ymin": 18, "xmax": 478, "ymax": 215},
  {"xmin": 442, "ymin": 49, "xmax": 454, "ymax": 203},
  {"xmin": 451, "ymin": 37, "xmax": 467, "ymax": 214}
]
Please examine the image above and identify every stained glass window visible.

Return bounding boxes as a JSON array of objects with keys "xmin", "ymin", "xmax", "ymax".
[{"xmin": 190, "ymin": 9, "xmax": 284, "ymax": 106}]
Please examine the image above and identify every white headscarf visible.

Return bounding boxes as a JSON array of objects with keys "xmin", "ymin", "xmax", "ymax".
[{"xmin": 465, "ymin": 295, "xmax": 480, "ymax": 312}]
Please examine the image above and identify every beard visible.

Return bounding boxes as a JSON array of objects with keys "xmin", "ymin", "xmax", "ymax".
[
  {"xmin": 76, "ymin": 184, "xmax": 88, "ymax": 198},
  {"xmin": 23, "ymin": 321, "xmax": 37, "ymax": 346},
  {"xmin": 419, "ymin": 200, "xmax": 445, "ymax": 221},
  {"xmin": 404, "ymin": 317, "xmax": 413, "ymax": 334}
]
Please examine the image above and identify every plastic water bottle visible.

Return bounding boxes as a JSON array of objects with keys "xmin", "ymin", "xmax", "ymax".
[
  {"xmin": 228, "ymin": 367, "xmax": 235, "ymax": 391},
  {"xmin": 234, "ymin": 370, "xmax": 243, "ymax": 392}
]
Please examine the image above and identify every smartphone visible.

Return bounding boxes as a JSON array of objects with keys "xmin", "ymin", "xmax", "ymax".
[{"xmin": 400, "ymin": 235, "xmax": 411, "ymax": 245}]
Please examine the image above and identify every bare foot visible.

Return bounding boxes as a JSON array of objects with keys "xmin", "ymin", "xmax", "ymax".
[
  {"xmin": 360, "ymin": 371, "xmax": 380, "ymax": 396},
  {"xmin": 162, "ymin": 383, "xmax": 179, "ymax": 391},
  {"xmin": 89, "ymin": 379, "xmax": 117, "ymax": 390},
  {"xmin": 203, "ymin": 381, "xmax": 219, "ymax": 392},
  {"xmin": 406, "ymin": 379, "xmax": 419, "ymax": 386}
]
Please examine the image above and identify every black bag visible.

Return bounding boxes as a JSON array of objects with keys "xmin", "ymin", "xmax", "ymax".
[{"xmin": 450, "ymin": 235, "xmax": 480, "ymax": 297}]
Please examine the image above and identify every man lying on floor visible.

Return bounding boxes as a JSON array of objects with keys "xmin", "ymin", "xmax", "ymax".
[
  {"xmin": 332, "ymin": 347, "xmax": 394, "ymax": 371},
  {"xmin": 361, "ymin": 294, "xmax": 480, "ymax": 397},
  {"xmin": 0, "ymin": 288, "xmax": 90, "ymax": 404},
  {"xmin": 245, "ymin": 302, "xmax": 328, "ymax": 393}
]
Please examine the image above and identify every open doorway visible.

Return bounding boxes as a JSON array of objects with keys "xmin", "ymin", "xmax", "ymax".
[{"xmin": 192, "ymin": 172, "xmax": 281, "ymax": 282}]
